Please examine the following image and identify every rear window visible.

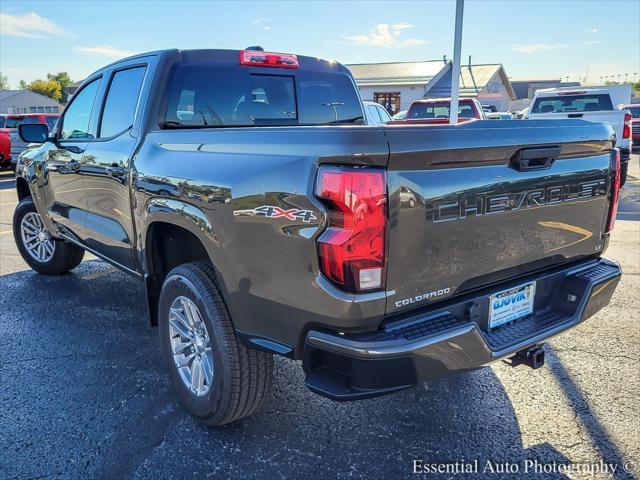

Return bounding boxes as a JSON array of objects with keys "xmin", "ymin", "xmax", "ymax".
[
  {"xmin": 6, "ymin": 117, "xmax": 20, "ymax": 128},
  {"xmin": 164, "ymin": 64, "xmax": 364, "ymax": 127},
  {"xmin": 628, "ymin": 106, "xmax": 640, "ymax": 118},
  {"xmin": 531, "ymin": 94, "xmax": 613, "ymax": 114},
  {"xmin": 408, "ymin": 102, "xmax": 477, "ymax": 119},
  {"xmin": 0, "ymin": 117, "xmax": 5, "ymax": 128}
]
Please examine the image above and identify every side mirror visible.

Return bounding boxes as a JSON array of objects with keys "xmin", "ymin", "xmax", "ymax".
[{"xmin": 18, "ymin": 123, "xmax": 49, "ymax": 144}]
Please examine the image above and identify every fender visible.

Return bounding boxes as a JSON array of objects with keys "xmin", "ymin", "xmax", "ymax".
[
  {"xmin": 15, "ymin": 146, "xmax": 61, "ymax": 238},
  {"xmin": 140, "ymin": 197, "xmax": 220, "ymax": 325}
]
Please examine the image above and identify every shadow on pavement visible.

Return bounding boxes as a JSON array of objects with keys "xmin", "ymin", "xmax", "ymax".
[
  {"xmin": 545, "ymin": 347, "xmax": 634, "ymax": 480},
  {"xmin": 618, "ymin": 180, "xmax": 640, "ymax": 222},
  {"xmin": 1, "ymin": 260, "xmax": 614, "ymax": 479}
]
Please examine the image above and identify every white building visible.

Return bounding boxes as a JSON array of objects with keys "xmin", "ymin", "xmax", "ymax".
[
  {"xmin": 347, "ymin": 60, "xmax": 516, "ymax": 114},
  {"xmin": 0, "ymin": 90, "xmax": 62, "ymax": 115}
]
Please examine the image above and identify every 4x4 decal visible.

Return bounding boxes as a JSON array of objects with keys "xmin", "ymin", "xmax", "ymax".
[{"xmin": 254, "ymin": 205, "xmax": 317, "ymax": 223}]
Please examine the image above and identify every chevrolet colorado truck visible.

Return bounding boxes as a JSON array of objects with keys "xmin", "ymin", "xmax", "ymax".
[{"xmin": 14, "ymin": 48, "xmax": 622, "ymax": 426}]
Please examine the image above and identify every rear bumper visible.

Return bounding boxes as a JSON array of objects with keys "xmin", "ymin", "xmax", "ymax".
[{"xmin": 303, "ymin": 258, "xmax": 621, "ymax": 400}]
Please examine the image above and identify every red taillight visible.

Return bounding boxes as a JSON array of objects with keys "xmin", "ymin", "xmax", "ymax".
[
  {"xmin": 606, "ymin": 149, "xmax": 621, "ymax": 232},
  {"xmin": 623, "ymin": 112, "xmax": 632, "ymax": 139},
  {"xmin": 316, "ymin": 167, "xmax": 387, "ymax": 292},
  {"xmin": 239, "ymin": 50, "xmax": 299, "ymax": 69}
]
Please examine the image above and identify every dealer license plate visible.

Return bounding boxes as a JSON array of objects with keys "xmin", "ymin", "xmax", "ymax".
[{"xmin": 488, "ymin": 282, "xmax": 536, "ymax": 330}]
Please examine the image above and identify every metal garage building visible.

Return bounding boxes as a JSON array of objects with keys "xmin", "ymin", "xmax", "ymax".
[
  {"xmin": 0, "ymin": 90, "xmax": 62, "ymax": 115},
  {"xmin": 347, "ymin": 60, "xmax": 516, "ymax": 114}
]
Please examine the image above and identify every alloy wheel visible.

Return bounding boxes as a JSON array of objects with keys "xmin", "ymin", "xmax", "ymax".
[
  {"xmin": 168, "ymin": 296, "xmax": 214, "ymax": 397},
  {"xmin": 20, "ymin": 212, "xmax": 55, "ymax": 263}
]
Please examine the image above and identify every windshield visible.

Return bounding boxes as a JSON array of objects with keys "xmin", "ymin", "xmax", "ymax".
[
  {"xmin": 165, "ymin": 64, "xmax": 364, "ymax": 128},
  {"xmin": 531, "ymin": 94, "xmax": 613, "ymax": 114}
]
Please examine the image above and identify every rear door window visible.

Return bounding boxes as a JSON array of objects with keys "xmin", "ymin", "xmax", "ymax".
[
  {"xmin": 531, "ymin": 94, "xmax": 614, "ymax": 113},
  {"xmin": 165, "ymin": 64, "xmax": 363, "ymax": 127},
  {"xmin": 100, "ymin": 66, "xmax": 146, "ymax": 138}
]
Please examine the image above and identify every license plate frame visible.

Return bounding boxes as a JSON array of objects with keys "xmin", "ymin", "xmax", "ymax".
[{"xmin": 488, "ymin": 281, "xmax": 536, "ymax": 330}]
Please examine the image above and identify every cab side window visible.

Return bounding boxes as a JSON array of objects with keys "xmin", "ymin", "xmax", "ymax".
[
  {"xmin": 100, "ymin": 66, "xmax": 146, "ymax": 138},
  {"xmin": 60, "ymin": 79, "xmax": 101, "ymax": 140}
]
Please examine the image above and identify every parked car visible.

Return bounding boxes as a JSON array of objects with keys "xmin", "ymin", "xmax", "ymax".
[
  {"xmin": 486, "ymin": 112, "xmax": 514, "ymax": 120},
  {"xmin": 622, "ymin": 104, "xmax": 640, "ymax": 149},
  {"xmin": 363, "ymin": 100, "xmax": 392, "ymax": 125},
  {"xmin": 527, "ymin": 88, "xmax": 631, "ymax": 185},
  {"xmin": 391, "ymin": 109, "xmax": 407, "ymax": 121},
  {"xmin": 7, "ymin": 114, "xmax": 61, "ymax": 167},
  {"xmin": 0, "ymin": 129, "xmax": 10, "ymax": 170},
  {"xmin": 14, "ymin": 48, "xmax": 622, "ymax": 426},
  {"xmin": 482, "ymin": 104, "xmax": 498, "ymax": 113},
  {"xmin": 514, "ymin": 107, "xmax": 529, "ymax": 119},
  {"xmin": 388, "ymin": 97, "xmax": 485, "ymax": 125}
]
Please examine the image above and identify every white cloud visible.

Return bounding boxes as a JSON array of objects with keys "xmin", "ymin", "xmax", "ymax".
[
  {"xmin": 589, "ymin": 27, "xmax": 598, "ymax": 34},
  {"xmin": 342, "ymin": 24, "xmax": 427, "ymax": 48},
  {"xmin": 585, "ymin": 40, "xmax": 605, "ymax": 46},
  {"xmin": 252, "ymin": 17, "xmax": 272, "ymax": 31},
  {"xmin": 74, "ymin": 46, "xmax": 134, "ymax": 58},
  {"xmin": 511, "ymin": 43, "xmax": 572, "ymax": 54},
  {"xmin": 0, "ymin": 11, "xmax": 70, "ymax": 38}
]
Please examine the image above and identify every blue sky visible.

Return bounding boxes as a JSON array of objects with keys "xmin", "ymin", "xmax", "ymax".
[{"xmin": 1, "ymin": 0, "xmax": 639, "ymax": 87}]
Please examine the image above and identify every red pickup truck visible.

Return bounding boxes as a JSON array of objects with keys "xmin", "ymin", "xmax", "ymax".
[{"xmin": 388, "ymin": 97, "xmax": 485, "ymax": 125}]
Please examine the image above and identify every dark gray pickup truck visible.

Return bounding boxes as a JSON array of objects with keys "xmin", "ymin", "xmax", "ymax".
[{"xmin": 14, "ymin": 48, "xmax": 622, "ymax": 426}]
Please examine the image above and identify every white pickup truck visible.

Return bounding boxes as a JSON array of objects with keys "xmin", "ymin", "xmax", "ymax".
[{"xmin": 527, "ymin": 88, "xmax": 632, "ymax": 185}]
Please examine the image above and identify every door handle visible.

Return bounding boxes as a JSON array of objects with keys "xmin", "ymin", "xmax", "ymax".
[
  {"xmin": 107, "ymin": 165, "xmax": 126, "ymax": 177},
  {"xmin": 510, "ymin": 146, "xmax": 561, "ymax": 171}
]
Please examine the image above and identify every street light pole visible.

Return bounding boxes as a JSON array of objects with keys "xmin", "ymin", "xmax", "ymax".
[{"xmin": 449, "ymin": 0, "xmax": 464, "ymax": 124}]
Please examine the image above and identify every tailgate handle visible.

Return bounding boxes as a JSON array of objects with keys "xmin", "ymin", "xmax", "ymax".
[
  {"xmin": 511, "ymin": 146, "xmax": 561, "ymax": 171},
  {"xmin": 568, "ymin": 113, "xmax": 583, "ymax": 118}
]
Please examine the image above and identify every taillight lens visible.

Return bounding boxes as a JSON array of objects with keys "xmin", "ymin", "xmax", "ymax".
[
  {"xmin": 606, "ymin": 149, "xmax": 621, "ymax": 232},
  {"xmin": 316, "ymin": 167, "xmax": 387, "ymax": 292},
  {"xmin": 239, "ymin": 50, "xmax": 299, "ymax": 69},
  {"xmin": 623, "ymin": 113, "xmax": 632, "ymax": 139}
]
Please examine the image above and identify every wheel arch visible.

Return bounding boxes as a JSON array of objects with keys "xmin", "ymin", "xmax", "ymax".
[
  {"xmin": 16, "ymin": 176, "xmax": 31, "ymax": 201},
  {"xmin": 141, "ymin": 199, "xmax": 221, "ymax": 326}
]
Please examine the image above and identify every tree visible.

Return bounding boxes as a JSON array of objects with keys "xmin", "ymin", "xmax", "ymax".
[
  {"xmin": 47, "ymin": 72, "xmax": 73, "ymax": 102},
  {"xmin": 0, "ymin": 72, "xmax": 8, "ymax": 90},
  {"xmin": 633, "ymin": 81, "xmax": 640, "ymax": 95},
  {"xmin": 19, "ymin": 80, "xmax": 28, "ymax": 90},
  {"xmin": 27, "ymin": 79, "xmax": 62, "ymax": 101}
]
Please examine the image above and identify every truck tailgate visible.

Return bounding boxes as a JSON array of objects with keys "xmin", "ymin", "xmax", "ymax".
[{"xmin": 383, "ymin": 119, "xmax": 615, "ymax": 315}]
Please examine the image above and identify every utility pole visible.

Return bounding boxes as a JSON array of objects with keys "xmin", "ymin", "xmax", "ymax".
[{"xmin": 449, "ymin": 0, "xmax": 464, "ymax": 125}]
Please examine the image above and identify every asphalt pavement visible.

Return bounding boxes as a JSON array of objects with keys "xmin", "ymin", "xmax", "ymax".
[{"xmin": 0, "ymin": 156, "xmax": 639, "ymax": 479}]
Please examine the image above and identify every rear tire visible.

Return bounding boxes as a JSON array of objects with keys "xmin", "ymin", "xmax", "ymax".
[
  {"xmin": 158, "ymin": 261, "xmax": 273, "ymax": 426},
  {"xmin": 13, "ymin": 197, "xmax": 84, "ymax": 274}
]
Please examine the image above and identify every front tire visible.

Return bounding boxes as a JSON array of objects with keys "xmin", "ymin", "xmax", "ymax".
[
  {"xmin": 12, "ymin": 197, "xmax": 84, "ymax": 274},
  {"xmin": 159, "ymin": 262, "xmax": 273, "ymax": 426}
]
